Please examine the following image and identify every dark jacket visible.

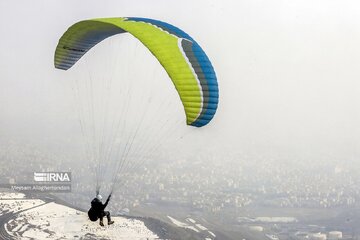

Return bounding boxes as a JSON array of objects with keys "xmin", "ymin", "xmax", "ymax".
[
  {"xmin": 91, "ymin": 197, "xmax": 110, "ymax": 214},
  {"xmin": 88, "ymin": 197, "xmax": 110, "ymax": 221}
]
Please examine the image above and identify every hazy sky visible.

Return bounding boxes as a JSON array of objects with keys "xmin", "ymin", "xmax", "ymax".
[{"xmin": 1, "ymin": 0, "xmax": 360, "ymax": 160}]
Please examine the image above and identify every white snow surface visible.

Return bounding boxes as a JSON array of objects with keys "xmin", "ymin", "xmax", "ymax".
[
  {"xmin": 0, "ymin": 192, "xmax": 26, "ymax": 199},
  {"xmin": 0, "ymin": 199, "xmax": 45, "ymax": 215},
  {"xmin": 255, "ymin": 217, "xmax": 297, "ymax": 223},
  {"xmin": 196, "ymin": 224, "xmax": 208, "ymax": 231},
  {"xmin": 167, "ymin": 216, "xmax": 215, "ymax": 239},
  {"xmin": 167, "ymin": 216, "xmax": 199, "ymax": 232},
  {"xmin": 186, "ymin": 218, "xmax": 196, "ymax": 224},
  {"xmin": 1, "ymin": 195, "xmax": 159, "ymax": 240}
]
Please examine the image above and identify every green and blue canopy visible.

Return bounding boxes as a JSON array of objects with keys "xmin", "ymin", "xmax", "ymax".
[{"xmin": 54, "ymin": 17, "xmax": 218, "ymax": 127}]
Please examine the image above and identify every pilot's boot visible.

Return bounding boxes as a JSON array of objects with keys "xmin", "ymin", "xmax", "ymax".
[
  {"xmin": 99, "ymin": 220, "xmax": 105, "ymax": 227},
  {"xmin": 107, "ymin": 214, "xmax": 114, "ymax": 225}
]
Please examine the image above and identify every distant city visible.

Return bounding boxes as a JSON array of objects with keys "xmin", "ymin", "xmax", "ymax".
[{"xmin": 1, "ymin": 140, "xmax": 359, "ymax": 240}]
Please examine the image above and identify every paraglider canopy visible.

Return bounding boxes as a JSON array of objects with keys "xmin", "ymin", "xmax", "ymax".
[
  {"xmin": 54, "ymin": 17, "xmax": 219, "ymax": 196},
  {"xmin": 54, "ymin": 17, "xmax": 219, "ymax": 127}
]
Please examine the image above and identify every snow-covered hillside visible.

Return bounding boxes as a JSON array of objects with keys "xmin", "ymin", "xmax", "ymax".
[{"xmin": 0, "ymin": 192, "xmax": 159, "ymax": 240}]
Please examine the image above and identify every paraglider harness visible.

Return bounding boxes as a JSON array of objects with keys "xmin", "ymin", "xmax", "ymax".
[{"xmin": 88, "ymin": 194, "xmax": 111, "ymax": 222}]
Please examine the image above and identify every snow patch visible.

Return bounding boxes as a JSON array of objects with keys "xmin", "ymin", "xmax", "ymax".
[
  {"xmin": 208, "ymin": 231, "xmax": 216, "ymax": 237},
  {"xmin": 167, "ymin": 216, "xmax": 199, "ymax": 232},
  {"xmin": 2, "ymin": 199, "xmax": 158, "ymax": 240},
  {"xmin": 196, "ymin": 224, "xmax": 208, "ymax": 231},
  {"xmin": 0, "ymin": 192, "xmax": 25, "ymax": 199},
  {"xmin": 0, "ymin": 199, "xmax": 45, "ymax": 214}
]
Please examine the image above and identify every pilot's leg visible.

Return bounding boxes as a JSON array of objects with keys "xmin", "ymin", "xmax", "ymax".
[
  {"xmin": 104, "ymin": 211, "xmax": 111, "ymax": 221},
  {"xmin": 104, "ymin": 211, "xmax": 114, "ymax": 225},
  {"xmin": 99, "ymin": 213, "xmax": 105, "ymax": 226}
]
